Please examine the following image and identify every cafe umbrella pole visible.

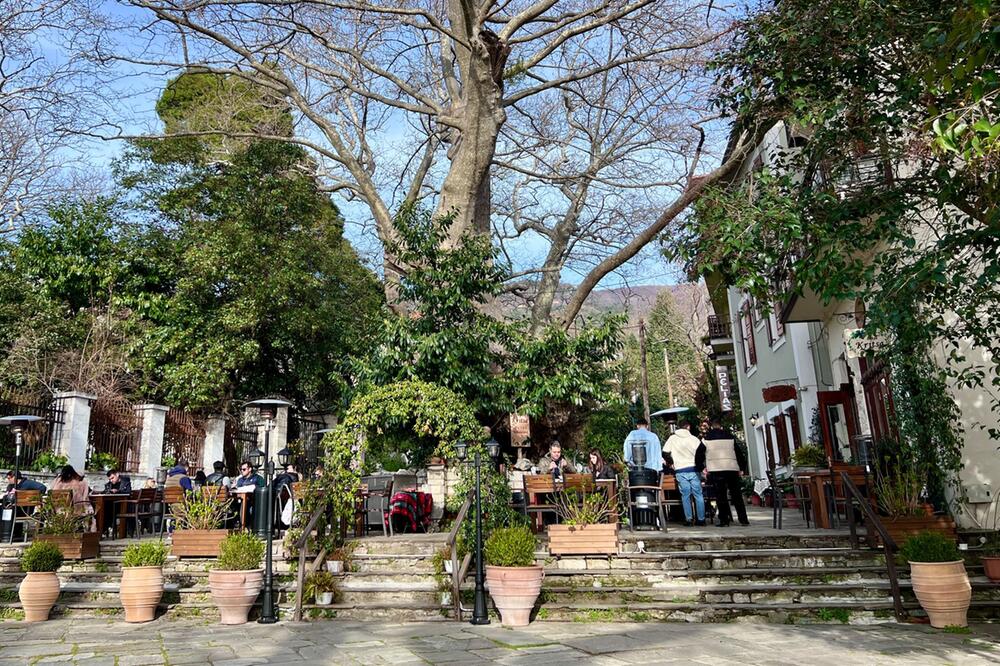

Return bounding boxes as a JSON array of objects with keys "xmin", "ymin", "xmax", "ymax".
[{"xmin": 245, "ymin": 398, "xmax": 292, "ymax": 625}]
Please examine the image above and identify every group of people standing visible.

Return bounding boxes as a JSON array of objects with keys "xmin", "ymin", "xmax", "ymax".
[{"xmin": 625, "ymin": 417, "xmax": 749, "ymax": 528}]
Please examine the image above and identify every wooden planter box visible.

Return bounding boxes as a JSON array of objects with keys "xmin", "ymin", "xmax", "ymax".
[
  {"xmin": 171, "ymin": 529, "xmax": 230, "ymax": 557},
  {"xmin": 547, "ymin": 523, "xmax": 618, "ymax": 556},
  {"xmin": 880, "ymin": 515, "xmax": 957, "ymax": 547},
  {"xmin": 37, "ymin": 532, "xmax": 100, "ymax": 560}
]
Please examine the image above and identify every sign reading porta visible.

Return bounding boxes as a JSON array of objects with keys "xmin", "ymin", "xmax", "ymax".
[
  {"xmin": 762, "ymin": 384, "xmax": 797, "ymax": 403},
  {"xmin": 715, "ymin": 365, "xmax": 733, "ymax": 413}
]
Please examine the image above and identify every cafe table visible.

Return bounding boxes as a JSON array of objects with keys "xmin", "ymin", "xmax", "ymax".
[{"xmin": 90, "ymin": 492, "xmax": 130, "ymax": 538}]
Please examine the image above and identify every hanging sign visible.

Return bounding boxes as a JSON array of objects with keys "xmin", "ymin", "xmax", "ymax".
[
  {"xmin": 509, "ymin": 413, "xmax": 531, "ymax": 448},
  {"xmin": 716, "ymin": 365, "xmax": 733, "ymax": 413},
  {"xmin": 762, "ymin": 384, "xmax": 797, "ymax": 403}
]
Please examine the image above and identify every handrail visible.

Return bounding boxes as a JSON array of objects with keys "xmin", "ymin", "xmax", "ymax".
[
  {"xmin": 840, "ymin": 471, "xmax": 907, "ymax": 622},
  {"xmin": 445, "ymin": 490, "xmax": 474, "ymax": 620},
  {"xmin": 292, "ymin": 502, "xmax": 330, "ymax": 622}
]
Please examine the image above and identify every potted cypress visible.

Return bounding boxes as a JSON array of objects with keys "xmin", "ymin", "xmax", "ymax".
[
  {"xmin": 305, "ymin": 571, "xmax": 338, "ymax": 605},
  {"xmin": 548, "ymin": 489, "xmax": 618, "ymax": 556},
  {"xmin": 484, "ymin": 526, "xmax": 543, "ymax": 627},
  {"xmin": 901, "ymin": 531, "xmax": 971, "ymax": 628},
  {"xmin": 18, "ymin": 540, "xmax": 64, "ymax": 622},
  {"xmin": 208, "ymin": 531, "xmax": 265, "ymax": 624},
  {"xmin": 120, "ymin": 541, "xmax": 168, "ymax": 622}
]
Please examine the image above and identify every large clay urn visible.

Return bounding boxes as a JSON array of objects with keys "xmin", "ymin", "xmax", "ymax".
[
  {"xmin": 908, "ymin": 560, "xmax": 972, "ymax": 628},
  {"xmin": 208, "ymin": 569, "xmax": 263, "ymax": 624},
  {"xmin": 485, "ymin": 565, "xmax": 544, "ymax": 627},
  {"xmin": 120, "ymin": 566, "xmax": 164, "ymax": 623},
  {"xmin": 19, "ymin": 572, "xmax": 61, "ymax": 622}
]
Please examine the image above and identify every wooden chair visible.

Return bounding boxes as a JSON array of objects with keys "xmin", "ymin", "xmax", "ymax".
[
  {"xmin": 116, "ymin": 488, "xmax": 159, "ymax": 538},
  {"xmin": 159, "ymin": 485, "xmax": 187, "ymax": 536},
  {"xmin": 48, "ymin": 489, "xmax": 73, "ymax": 508},
  {"xmin": 9, "ymin": 489, "xmax": 42, "ymax": 543},
  {"xmin": 792, "ymin": 474, "xmax": 815, "ymax": 528},
  {"xmin": 524, "ymin": 476, "xmax": 560, "ymax": 531},
  {"xmin": 659, "ymin": 475, "xmax": 682, "ymax": 521}
]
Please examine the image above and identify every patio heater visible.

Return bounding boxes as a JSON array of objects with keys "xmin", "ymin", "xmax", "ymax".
[
  {"xmin": 0, "ymin": 415, "xmax": 44, "ymax": 487},
  {"xmin": 628, "ymin": 441, "xmax": 659, "ymax": 530},
  {"xmin": 245, "ymin": 397, "xmax": 292, "ymax": 625},
  {"xmin": 455, "ymin": 436, "xmax": 500, "ymax": 625},
  {"xmin": 0, "ymin": 415, "xmax": 43, "ymax": 542}
]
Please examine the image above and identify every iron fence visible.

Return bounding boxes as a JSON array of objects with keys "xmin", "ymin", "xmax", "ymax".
[
  {"xmin": 0, "ymin": 390, "xmax": 65, "ymax": 471},
  {"xmin": 224, "ymin": 414, "xmax": 258, "ymax": 473},
  {"xmin": 163, "ymin": 408, "xmax": 206, "ymax": 472},
  {"xmin": 288, "ymin": 413, "xmax": 327, "ymax": 470},
  {"xmin": 87, "ymin": 397, "xmax": 142, "ymax": 473}
]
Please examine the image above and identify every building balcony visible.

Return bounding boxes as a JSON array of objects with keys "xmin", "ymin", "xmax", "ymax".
[{"xmin": 705, "ymin": 315, "xmax": 734, "ymax": 356}]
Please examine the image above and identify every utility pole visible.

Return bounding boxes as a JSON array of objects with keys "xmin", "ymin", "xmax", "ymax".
[
  {"xmin": 662, "ymin": 344, "xmax": 675, "ymax": 407},
  {"xmin": 639, "ymin": 319, "xmax": 651, "ymax": 422}
]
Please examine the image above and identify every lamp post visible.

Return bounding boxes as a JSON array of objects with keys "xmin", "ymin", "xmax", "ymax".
[
  {"xmin": 456, "ymin": 436, "xmax": 499, "ymax": 625},
  {"xmin": 0, "ymin": 415, "xmax": 44, "ymax": 485},
  {"xmin": 245, "ymin": 398, "xmax": 292, "ymax": 625}
]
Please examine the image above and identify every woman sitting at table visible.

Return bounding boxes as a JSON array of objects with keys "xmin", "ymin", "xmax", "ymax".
[
  {"xmin": 51, "ymin": 465, "xmax": 94, "ymax": 519},
  {"xmin": 588, "ymin": 450, "xmax": 617, "ymax": 481}
]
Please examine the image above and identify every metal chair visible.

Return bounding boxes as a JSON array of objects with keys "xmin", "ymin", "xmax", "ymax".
[
  {"xmin": 792, "ymin": 475, "xmax": 814, "ymax": 528},
  {"xmin": 627, "ymin": 475, "xmax": 667, "ymax": 533},
  {"xmin": 765, "ymin": 467, "xmax": 783, "ymax": 530},
  {"xmin": 9, "ymin": 489, "xmax": 42, "ymax": 543}
]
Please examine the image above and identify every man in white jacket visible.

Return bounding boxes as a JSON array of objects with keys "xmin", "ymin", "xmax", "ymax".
[{"xmin": 663, "ymin": 420, "xmax": 706, "ymax": 526}]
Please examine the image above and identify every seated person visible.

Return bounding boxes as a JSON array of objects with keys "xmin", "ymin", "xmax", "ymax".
[
  {"xmin": 165, "ymin": 460, "xmax": 193, "ymax": 492},
  {"xmin": 232, "ymin": 461, "xmax": 265, "ymax": 492},
  {"xmin": 272, "ymin": 463, "xmax": 300, "ymax": 491},
  {"xmin": 588, "ymin": 451, "xmax": 616, "ymax": 481},
  {"xmin": 5, "ymin": 470, "xmax": 47, "ymax": 495},
  {"xmin": 539, "ymin": 442, "xmax": 577, "ymax": 478},
  {"xmin": 205, "ymin": 460, "xmax": 231, "ymax": 488},
  {"xmin": 102, "ymin": 469, "xmax": 132, "ymax": 494}
]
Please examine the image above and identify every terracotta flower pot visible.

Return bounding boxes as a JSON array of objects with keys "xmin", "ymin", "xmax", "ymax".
[
  {"xmin": 982, "ymin": 557, "xmax": 1000, "ymax": 583},
  {"xmin": 208, "ymin": 569, "xmax": 263, "ymax": 624},
  {"xmin": 120, "ymin": 566, "xmax": 164, "ymax": 623},
  {"xmin": 485, "ymin": 565, "xmax": 544, "ymax": 627},
  {"xmin": 908, "ymin": 560, "xmax": 971, "ymax": 628},
  {"xmin": 19, "ymin": 572, "xmax": 61, "ymax": 622}
]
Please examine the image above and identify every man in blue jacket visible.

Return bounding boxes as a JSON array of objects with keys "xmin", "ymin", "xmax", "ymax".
[{"xmin": 623, "ymin": 418, "xmax": 662, "ymax": 472}]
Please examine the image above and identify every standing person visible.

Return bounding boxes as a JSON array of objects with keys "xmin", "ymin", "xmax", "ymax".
[
  {"xmin": 663, "ymin": 420, "xmax": 706, "ymax": 526},
  {"xmin": 703, "ymin": 419, "xmax": 750, "ymax": 527},
  {"xmin": 205, "ymin": 460, "xmax": 231, "ymax": 488},
  {"xmin": 539, "ymin": 442, "xmax": 577, "ymax": 478},
  {"xmin": 623, "ymin": 418, "xmax": 662, "ymax": 472}
]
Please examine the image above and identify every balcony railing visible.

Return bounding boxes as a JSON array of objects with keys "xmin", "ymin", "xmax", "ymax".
[{"xmin": 707, "ymin": 315, "xmax": 732, "ymax": 339}]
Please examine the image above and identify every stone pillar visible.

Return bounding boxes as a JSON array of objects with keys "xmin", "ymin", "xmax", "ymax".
[
  {"xmin": 53, "ymin": 392, "xmax": 96, "ymax": 472},
  {"xmin": 134, "ymin": 404, "xmax": 168, "ymax": 477},
  {"xmin": 255, "ymin": 406, "xmax": 289, "ymax": 465},
  {"xmin": 423, "ymin": 461, "xmax": 448, "ymax": 522},
  {"xmin": 203, "ymin": 415, "xmax": 226, "ymax": 472}
]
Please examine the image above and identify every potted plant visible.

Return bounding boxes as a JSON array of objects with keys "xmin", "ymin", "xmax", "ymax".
[
  {"xmin": 18, "ymin": 540, "xmax": 64, "ymax": 622},
  {"xmin": 325, "ymin": 541, "xmax": 355, "ymax": 574},
  {"xmin": 31, "ymin": 452, "xmax": 68, "ymax": 475},
  {"xmin": 305, "ymin": 571, "xmax": 338, "ymax": 605},
  {"xmin": 87, "ymin": 452, "xmax": 119, "ymax": 472},
  {"xmin": 901, "ymin": 531, "xmax": 971, "ymax": 628},
  {"xmin": 484, "ymin": 526, "xmax": 543, "ymax": 627},
  {"xmin": 208, "ymin": 530, "xmax": 265, "ymax": 624},
  {"xmin": 876, "ymin": 466, "xmax": 956, "ymax": 545},
  {"xmin": 120, "ymin": 540, "xmax": 168, "ymax": 622},
  {"xmin": 548, "ymin": 488, "xmax": 618, "ymax": 556},
  {"xmin": 170, "ymin": 490, "xmax": 232, "ymax": 557},
  {"xmin": 791, "ymin": 444, "xmax": 828, "ymax": 470},
  {"xmin": 33, "ymin": 494, "xmax": 99, "ymax": 559},
  {"xmin": 980, "ymin": 534, "xmax": 1000, "ymax": 582}
]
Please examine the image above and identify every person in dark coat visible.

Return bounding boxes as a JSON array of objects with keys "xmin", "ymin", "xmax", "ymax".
[
  {"xmin": 5, "ymin": 470, "xmax": 47, "ymax": 495},
  {"xmin": 702, "ymin": 418, "xmax": 750, "ymax": 526},
  {"xmin": 102, "ymin": 469, "xmax": 132, "ymax": 494}
]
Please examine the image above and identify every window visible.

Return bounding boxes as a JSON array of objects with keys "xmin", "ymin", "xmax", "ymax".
[
  {"xmin": 860, "ymin": 357, "xmax": 898, "ymax": 444},
  {"xmin": 765, "ymin": 313, "xmax": 775, "ymax": 346},
  {"xmin": 773, "ymin": 417, "xmax": 790, "ymax": 466},
  {"xmin": 786, "ymin": 407, "xmax": 802, "ymax": 450},
  {"xmin": 772, "ymin": 302, "xmax": 785, "ymax": 338},
  {"xmin": 740, "ymin": 302, "xmax": 757, "ymax": 368}
]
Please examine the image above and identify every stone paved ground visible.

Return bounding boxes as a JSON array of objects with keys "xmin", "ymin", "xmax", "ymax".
[{"xmin": 1, "ymin": 618, "xmax": 998, "ymax": 665}]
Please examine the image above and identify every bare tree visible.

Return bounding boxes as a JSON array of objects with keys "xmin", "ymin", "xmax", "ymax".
[
  {"xmin": 0, "ymin": 1, "xmax": 104, "ymax": 231},
  {"xmin": 104, "ymin": 1, "xmax": 762, "ymax": 319}
]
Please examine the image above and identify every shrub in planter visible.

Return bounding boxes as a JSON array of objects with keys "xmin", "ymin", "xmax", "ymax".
[
  {"xmin": 791, "ymin": 444, "xmax": 827, "ymax": 469},
  {"xmin": 901, "ymin": 531, "xmax": 971, "ymax": 628},
  {"xmin": 209, "ymin": 531, "xmax": 265, "ymax": 624},
  {"xmin": 981, "ymin": 534, "xmax": 1000, "ymax": 582},
  {"xmin": 305, "ymin": 571, "xmax": 338, "ymax": 605},
  {"xmin": 548, "ymin": 489, "xmax": 618, "ymax": 555},
  {"xmin": 120, "ymin": 541, "xmax": 168, "ymax": 623},
  {"xmin": 484, "ymin": 526, "xmax": 542, "ymax": 626},
  {"xmin": 19, "ymin": 540, "xmax": 63, "ymax": 622},
  {"xmin": 33, "ymin": 494, "xmax": 99, "ymax": 560},
  {"xmin": 170, "ymin": 491, "xmax": 232, "ymax": 557}
]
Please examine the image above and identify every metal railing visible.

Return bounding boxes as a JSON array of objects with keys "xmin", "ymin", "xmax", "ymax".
[
  {"xmin": 841, "ymin": 471, "xmax": 907, "ymax": 622},
  {"xmin": 163, "ymin": 408, "xmax": 206, "ymax": 471},
  {"xmin": 0, "ymin": 391, "xmax": 65, "ymax": 470},
  {"xmin": 706, "ymin": 315, "xmax": 732, "ymax": 339},
  {"xmin": 86, "ymin": 397, "xmax": 140, "ymax": 472},
  {"xmin": 446, "ymin": 490, "xmax": 474, "ymax": 621}
]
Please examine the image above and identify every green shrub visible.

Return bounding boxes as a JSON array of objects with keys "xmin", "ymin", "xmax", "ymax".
[
  {"xmin": 900, "ymin": 531, "xmax": 962, "ymax": 563},
  {"xmin": 20, "ymin": 540, "xmax": 64, "ymax": 572},
  {"xmin": 484, "ymin": 526, "xmax": 536, "ymax": 567},
  {"xmin": 31, "ymin": 452, "xmax": 68, "ymax": 472},
  {"xmin": 791, "ymin": 444, "xmax": 827, "ymax": 468},
  {"xmin": 122, "ymin": 541, "xmax": 168, "ymax": 568},
  {"xmin": 34, "ymin": 495, "xmax": 90, "ymax": 535},
  {"xmin": 215, "ymin": 531, "xmax": 265, "ymax": 570},
  {"xmin": 171, "ymin": 491, "xmax": 231, "ymax": 530}
]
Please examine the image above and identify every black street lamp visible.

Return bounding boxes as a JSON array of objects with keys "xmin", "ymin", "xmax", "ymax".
[
  {"xmin": 456, "ymin": 436, "xmax": 500, "ymax": 625},
  {"xmin": 244, "ymin": 397, "xmax": 292, "ymax": 625},
  {"xmin": 0, "ymin": 415, "xmax": 44, "ymax": 486}
]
